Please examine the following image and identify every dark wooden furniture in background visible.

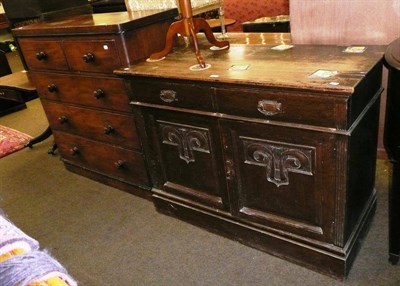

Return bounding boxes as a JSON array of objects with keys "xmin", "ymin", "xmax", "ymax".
[
  {"xmin": 0, "ymin": 70, "xmax": 37, "ymax": 116},
  {"xmin": 117, "ymin": 42, "xmax": 384, "ymax": 279},
  {"xmin": 242, "ymin": 15, "xmax": 290, "ymax": 33},
  {"xmin": 0, "ymin": 49, "xmax": 37, "ymax": 116},
  {"xmin": 90, "ymin": 0, "xmax": 126, "ymax": 13},
  {"xmin": 2, "ymin": 0, "xmax": 91, "ymax": 23},
  {"xmin": 0, "ymin": 12, "xmax": 9, "ymax": 29},
  {"xmin": 13, "ymin": 9, "xmax": 178, "ymax": 198},
  {"xmin": 0, "ymin": 50, "xmax": 12, "ymax": 76},
  {"xmin": 206, "ymin": 18, "xmax": 236, "ymax": 32},
  {"xmin": 2, "ymin": 0, "xmax": 92, "ymax": 148},
  {"xmin": 384, "ymin": 37, "xmax": 400, "ymax": 265}
]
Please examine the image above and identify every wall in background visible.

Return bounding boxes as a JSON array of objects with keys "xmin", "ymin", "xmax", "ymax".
[
  {"xmin": 290, "ymin": 0, "xmax": 400, "ymax": 159},
  {"xmin": 290, "ymin": 0, "xmax": 400, "ymax": 45}
]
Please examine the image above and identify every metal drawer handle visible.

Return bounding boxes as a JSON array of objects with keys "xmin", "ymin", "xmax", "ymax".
[
  {"xmin": 257, "ymin": 100, "xmax": 282, "ymax": 116},
  {"xmin": 160, "ymin": 90, "xmax": 178, "ymax": 103}
]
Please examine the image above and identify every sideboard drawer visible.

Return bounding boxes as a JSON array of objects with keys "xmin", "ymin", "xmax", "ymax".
[
  {"xmin": 42, "ymin": 101, "xmax": 141, "ymax": 150},
  {"xmin": 18, "ymin": 38, "xmax": 68, "ymax": 71},
  {"xmin": 216, "ymin": 87, "xmax": 345, "ymax": 128},
  {"xmin": 54, "ymin": 131, "xmax": 149, "ymax": 187},
  {"xmin": 63, "ymin": 39, "xmax": 122, "ymax": 73},
  {"xmin": 131, "ymin": 79, "xmax": 215, "ymax": 111},
  {"xmin": 30, "ymin": 72, "xmax": 131, "ymax": 112}
]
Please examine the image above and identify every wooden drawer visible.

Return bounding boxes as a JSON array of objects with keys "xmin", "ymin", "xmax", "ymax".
[
  {"xmin": 18, "ymin": 38, "xmax": 68, "ymax": 71},
  {"xmin": 30, "ymin": 72, "xmax": 131, "ymax": 112},
  {"xmin": 42, "ymin": 101, "xmax": 141, "ymax": 150},
  {"xmin": 54, "ymin": 131, "xmax": 149, "ymax": 188},
  {"xmin": 62, "ymin": 39, "xmax": 122, "ymax": 73},
  {"xmin": 131, "ymin": 79, "xmax": 215, "ymax": 112},
  {"xmin": 18, "ymin": 37, "xmax": 122, "ymax": 73},
  {"xmin": 216, "ymin": 87, "xmax": 347, "ymax": 128}
]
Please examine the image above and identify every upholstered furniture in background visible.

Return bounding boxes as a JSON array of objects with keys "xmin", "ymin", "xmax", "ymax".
[
  {"xmin": 91, "ymin": 0, "xmax": 290, "ymax": 32},
  {"xmin": 125, "ymin": 0, "xmax": 221, "ymax": 15},
  {"xmin": 224, "ymin": 0, "xmax": 289, "ymax": 31}
]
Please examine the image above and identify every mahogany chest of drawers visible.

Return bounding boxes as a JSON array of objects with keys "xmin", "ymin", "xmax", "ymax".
[
  {"xmin": 117, "ymin": 43, "xmax": 384, "ymax": 278},
  {"xmin": 13, "ymin": 10, "xmax": 178, "ymax": 197}
]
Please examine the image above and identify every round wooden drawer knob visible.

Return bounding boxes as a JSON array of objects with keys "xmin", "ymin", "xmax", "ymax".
[
  {"xmin": 83, "ymin": 52, "xmax": 95, "ymax": 63},
  {"xmin": 35, "ymin": 51, "xmax": 47, "ymax": 61}
]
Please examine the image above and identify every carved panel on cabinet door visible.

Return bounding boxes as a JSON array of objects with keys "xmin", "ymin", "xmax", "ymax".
[
  {"xmin": 159, "ymin": 121, "xmax": 211, "ymax": 164},
  {"xmin": 220, "ymin": 120, "xmax": 339, "ymax": 241},
  {"xmin": 235, "ymin": 135, "xmax": 322, "ymax": 235},
  {"xmin": 147, "ymin": 114, "xmax": 228, "ymax": 210},
  {"xmin": 242, "ymin": 137, "xmax": 314, "ymax": 187}
]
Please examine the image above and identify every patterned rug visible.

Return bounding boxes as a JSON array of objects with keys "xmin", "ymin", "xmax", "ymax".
[{"xmin": 0, "ymin": 125, "xmax": 32, "ymax": 158}]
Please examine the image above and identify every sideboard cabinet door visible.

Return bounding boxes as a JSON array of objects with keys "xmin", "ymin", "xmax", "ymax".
[
  {"xmin": 142, "ymin": 108, "xmax": 230, "ymax": 211},
  {"xmin": 221, "ymin": 119, "xmax": 339, "ymax": 243}
]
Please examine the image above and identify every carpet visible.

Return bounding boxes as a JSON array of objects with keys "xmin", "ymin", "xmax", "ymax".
[{"xmin": 0, "ymin": 125, "xmax": 32, "ymax": 158}]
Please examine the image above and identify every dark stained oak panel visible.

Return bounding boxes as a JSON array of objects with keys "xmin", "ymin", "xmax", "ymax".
[{"xmin": 123, "ymin": 42, "xmax": 384, "ymax": 279}]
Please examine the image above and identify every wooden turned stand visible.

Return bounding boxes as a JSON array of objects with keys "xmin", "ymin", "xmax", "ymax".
[{"xmin": 148, "ymin": 0, "xmax": 229, "ymax": 67}]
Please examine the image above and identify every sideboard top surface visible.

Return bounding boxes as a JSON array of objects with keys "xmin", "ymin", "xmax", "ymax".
[
  {"xmin": 117, "ymin": 39, "xmax": 385, "ymax": 94},
  {"xmin": 12, "ymin": 9, "xmax": 178, "ymax": 36}
]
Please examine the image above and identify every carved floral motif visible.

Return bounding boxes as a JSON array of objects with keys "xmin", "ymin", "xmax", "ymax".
[
  {"xmin": 242, "ymin": 137, "xmax": 314, "ymax": 187},
  {"xmin": 159, "ymin": 121, "xmax": 210, "ymax": 163}
]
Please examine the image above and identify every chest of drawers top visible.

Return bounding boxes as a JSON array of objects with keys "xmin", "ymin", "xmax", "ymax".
[
  {"xmin": 12, "ymin": 10, "xmax": 178, "ymax": 36},
  {"xmin": 13, "ymin": 10, "xmax": 178, "ymax": 74}
]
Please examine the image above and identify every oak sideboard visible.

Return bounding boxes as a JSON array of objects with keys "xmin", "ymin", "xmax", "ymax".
[{"xmin": 116, "ymin": 42, "xmax": 384, "ymax": 279}]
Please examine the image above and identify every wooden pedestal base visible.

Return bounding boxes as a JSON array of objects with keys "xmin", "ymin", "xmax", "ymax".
[{"xmin": 148, "ymin": 0, "xmax": 229, "ymax": 67}]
